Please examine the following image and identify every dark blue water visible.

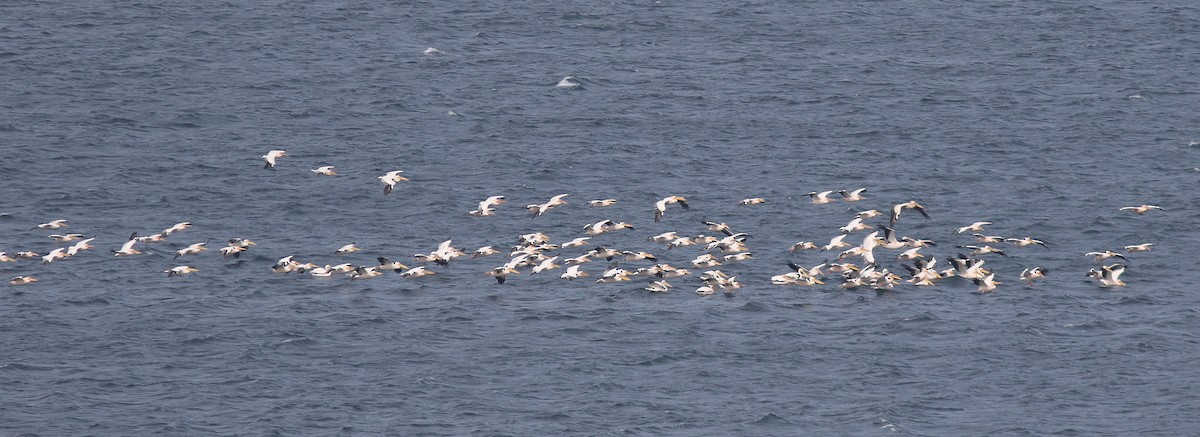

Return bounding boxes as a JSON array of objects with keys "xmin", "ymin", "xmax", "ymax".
[{"xmin": 3, "ymin": 1, "xmax": 1200, "ymax": 435}]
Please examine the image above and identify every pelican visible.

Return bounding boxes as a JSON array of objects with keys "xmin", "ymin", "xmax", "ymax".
[
  {"xmin": 377, "ymin": 257, "xmax": 409, "ymax": 272},
  {"xmin": 702, "ymin": 221, "xmax": 734, "ymax": 236},
  {"xmin": 473, "ymin": 246, "xmax": 501, "ymax": 258},
  {"xmin": 166, "ymin": 266, "xmax": 199, "ymax": 277},
  {"xmin": 478, "ymin": 195, "xmax": 507, "ymax": 211},
  {"xmin": 48, "ymin": 234, "xmax": 85, "ymax": 242},
  {"xmin": 876, "ymin": 226, "xmax": 908, "ymax": 250},
  {"xmin": 889, "ymin": 200, "xmax": 930, "ymax": 225},
  {"xmin": 307, "ymin": 265, "xmax": 335, "ymax": 277},
  {"xmin": 15, "ymin": 251, "xmax": 39, "ymax": 259},
  {"xmin": 135, "ymin": 233, "xmax": 168, "ymax": 243},
  {"xmin": 530, "ymin": 256, "xmax": 561, "ymax": 275},
  {"xmin": 563, "ymin": 253, "xmax": 593, "ymax": 265},
  {"xmin": 335, "ymin": 243, "xmax": 360, "ymax": 254},
  {"xmin": 561, "ymin": 237, "xmax": 591, "ymax": 248},
  {"xmin": 174, "ymin": 242, "xmax": 208, "ymax": 260},
  {"xmin": 1088, "ymin": 264, "xmax": 1126, "ymax": 287},
  {"xmin": 645, "ymin": 280, "xmax": 672, "ymax": 292},
  {"xmin": 1124, "ymin": 243, "xmax": 1154, "ymax": 252},
  {"xmin": 378, "ymin": 170, "xmax": 409, "ymax": 195},
  {"xmin": 807, "ymin": 191, "xmax": 837, "ymax": 204},
  {"xmin": 400, "ymin": 266, "xmax": 436, "ymax": 278},
  {"xmin": 839, "ymin": 217, "xmax": 871, "ymax": 234},
  {"xmin": 1118, "ymin": 205, "xmax": 1163, "ymax": 214},
  {"xmin": 723, "ymin": 252, "xmax": 753, "ymax": 263},
  {"xmin": 560, "ymin": 264, "xmax": 589, "ymax": 280},
  {"xmin": 262, "ymin": 150, "xmax": 286, "ymax": 168},
  {"xmin": 589, "ymin": 247, "xmax": 621, "ymax": 261},
  {"xmin": 351, "ymin": 266, "xmax": 383, "ymax": 281},
  {"xmin": 8, "ymin": 276, "xmax": 38, "ymax": 286},
  {"xmin": 220, "ymin": 245, "xmax": 246, "ymax": 258},
  {"xmin": 485, "ymin": 266, "xmax": 520, "ymax": 284},
  {"xmin": 973, "ymin": 234, "xmax": 1005, "ymax": 243},
  {"xmin": 589, "ymin": 199, "xmax": 617, "ymax": 207},
  {"xmin": 1006, "ymin": 237, "xmax": 1048, "ymax": 248},
  {"xmin": 228, "ymin": 238, "xmax": 256, "ymax": 248},
  {"xmin": 902, "ymin": 237, "xmax": 937, "ymax": 248},
  {"xmin": 959, "ymin": 245, "xmax": 1008, "ymax": 257},
  {"xmin": 855, "ymin": 209, "xmax": 882, "ymax": 219},
  {"xmin": 839, "ymin": 188, "xmax": 867, "ymax": 201},
  {"xmin": 897, "ymin": 247, "xmax": 925, "ymax": 260},
  {"xmin": 738, "ymin": 198, "xmax": 766, "ymax": 206},
  {"xmin": 1086, "ymin": 251, "xmax": 1128, "ymax": 262},
  {"xmin": 974, "ymin": 273, "xmax": 1001, "ymax": 293},
  {"xmin": 0, "ymin": 252, "xmax": 16, "ymax": 262},
  {"xmin": 163, "ymin": 222, "xmax": 192, "ymax": 235},
  {"xmin": 1020, "ymin": 267, "xmax": 1048, "ymax": 285},
  {"xmin": 957, "ymin": 221, "xmax": 992, "ymax": 234},
  {"xmin": 822, "ymin": 234, "xmax": 850, "ymax": 251},
  {"xmin": 113, "ymin": 235, "xmax": 141, "ymax": 256},
  {"xmin": 623, "ymin": 251, "xmax": 657, "ymax": 261},
  {"xmin": 42, "ymin": 248, "xmax": 69, "ymax": 264},
  {"xmin": 654, "ymin": 196, "xmax": 689, "ymax": 222},
  {"xmin": 311, "ymin": 166, "xmax": 337, "ymax": 176},
  {"xmin": 647, "ymin": 231, "xmax": 681, "ymax": 244},
  {"xmin": 36, "ymin": 219, "xmax": 68, "ymax": 230},
  {"xmin": 67, "ymin": 238, "xmax": 95, "ymax": 256},
  {"xmin": 787, "ymin": 241, "xmax": 818, "ymax": 252},
  {"xmin": 692, "ymin": 253, "xmax": 722, "ymax": 268}
]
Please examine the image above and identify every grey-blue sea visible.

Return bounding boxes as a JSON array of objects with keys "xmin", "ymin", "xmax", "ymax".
[{"xmin": 2, "ymin": 1, "xmax": 1200, "ymax": 435}]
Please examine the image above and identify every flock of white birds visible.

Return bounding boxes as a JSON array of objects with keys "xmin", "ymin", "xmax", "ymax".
[{"xmin": 3, "ymin": 149, "xmax": 1163, "ymax": 295}]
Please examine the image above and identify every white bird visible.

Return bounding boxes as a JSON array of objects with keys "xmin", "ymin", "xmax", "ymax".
[
  {"xmin": 174, "ymin": 242, "xmax": 208, "ymax": 260},
  {"xmin": 1088, "ymin": 264, "xmax": 1126, "ymax": 287},
  {"xmin": 377, "ymin": 257, "xmax": 409, "ymax": 272},
  {"xmin": 807, "ymin": 191, "xmax": 837, "ymax": 204},
  {"xmin": 58, "ymin": 240, "xmax": 91, "ymax": 257},
  {"xmin": 1020, "ymin": 267, "xmax": 1048, "ymax": 285},
  {"xmin": 897, "ymin": 247, "xmax": 925, "ymax": 261},
  {"xmin": 645, "ymin": 280, "xmax": 673, "ymax": 293},
  {"xmin": 378, "ymin": 170, "xmax": 409, "ymax": 195},
  {"xmin": 335, "ymin": 243, "xmax": 360, "ymax": 254},
  {"xmin": 822, "ymin": 234, "xmax": 850, "ymax": 251},
  {"xmin": 561, "ymin": 237, "xmax": 591, "ymax": 248},
  {"xmin": 136, "ymin": 233, "xmax": 168, "ymax": 243},
  {"xmin": 787, "ymin": 241, "xmax": 818, "ymax": 252},
  {"xmin": 311, "ymin": 166, "xmax": 337, "ymax": 176},
  {"xmin": 855, "ymin": 209, "xmax": 882, "ymax": 219},
  {"xmin": 113, "ymin": 235, "xmax": 142, "ymax": 256},
  {"xmin": 702, "ymin": 221, "xmax": 734, "ymax": 236},
  {"xmin": 839, "ymin": 188, "xmax": 867, "ymax": 201},
  {"xmin": 49, "ymin": 234, "xmax": 86, "ymax": 242},
  {"xmin": 42, "ymin": 248, "xmax": 69, "ymax": 264},
  {"xmin": 738, "ymin": 198, "xmax": 766, "ymax": 206},
  {"xmin": 722, "ymin": 252, "xmax": 753, "ymax": 263},
  {"xmin": 9, "ymin": 276, "xmax": 39, "ymax": 286},
  {"xmin": 1006, "ymin": 237, "xmax": 1048, "ymax": 248},
  {"xmin": 166, "ymin": 266, "xmax": 199, "ymax": 277},
  {"xmin": 654, "ymin": 196, "xmax": 689, "ymax": 222},
  {"xmin": 957, "ymin": 221, "xmax": 992, "ymax": 234},
  {"xmin": 220, "ymin": 245, "xmax": 246, "ymax": 258},
  {"xmin": 0, "ymin": 252, "xmax": 17, "ymax": 262},
  {"xmin": 423, "ymin": 47, "xmax": 443, "ymax": 56},
  {"xmin": 162, "ymin": 222, "xmax": 192, "ymax": 235},
  {"xmin": 400, "ymin": 266, "xmax": 436, "ymax": 278},
  {"xmin": 1085, "ymin": 251, "xmax": 1128, "ymax": 263},
  {"xmin": 560, "ymin": 265, "xmax": 589, "ymax": 280},
  {"xmin": 531, "ymin": 256, "xmax": 561, "ymax": 275},
  {"xmin": 889, "ymin": 200, "xmax": 930, "ymax": 225},
  {"xmin": 473, "ymin": 246, "xmax": 501, "ymax": 258},
  {"xmin": 589, "ymin": 199, "xmax": 617, "ymax": 207},
  {"xmin": 478, "ymin": 195, "xmax": 507, "ymax": 211},
  {"xmin": 351, "ymin": 266, "xmax": 383, "ymax": 281},
  {"xmin": 973, "ymin": 234, "xmax": 1004, "ymax": 243},
  {"xmin": 1124, "ymin": 243, "xmax": 1154, "ymax": 252},
  {"xmin": 1118, "ymin": 205, "xmax": 1163, "ymax": 214},
  {"xmin": 35, "ymin": 219, "xmax": 68, "ymax": 230},
  {"xmin": 262, "ymin": 150, "xmax": 286, "ymax": 168},
  {"xmin": 974, "ymin": 273, "xmax": 1001, "ymax": 293},
  {"xmin": 839, "ymin": 217, "xmax": 871, "ymax": 234}
]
